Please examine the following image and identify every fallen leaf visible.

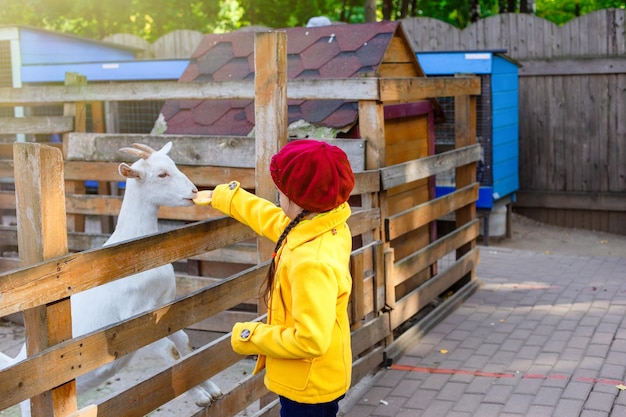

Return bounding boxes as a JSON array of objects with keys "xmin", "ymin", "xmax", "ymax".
[
  {"xmin": 440, "ymin": 349, "xmax": 448, "ymax": 354},
  {"xmin": 617, "ymin": 384, "xmax": 626, "ymax": 390}
]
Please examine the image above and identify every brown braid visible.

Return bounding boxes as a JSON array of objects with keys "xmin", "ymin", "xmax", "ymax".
[{"xmin": 261, "ymin": 210, "xmax": 310, "ymax": 303}]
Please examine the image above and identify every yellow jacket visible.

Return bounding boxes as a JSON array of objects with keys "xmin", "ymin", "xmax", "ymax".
[{"xmin": 211, "ymin": 181, "xmax": 353, "ymax": 404}]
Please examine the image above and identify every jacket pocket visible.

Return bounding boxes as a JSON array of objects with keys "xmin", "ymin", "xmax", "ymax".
[{"xmin": 266, "ymin": 357, "xmax": 312, "ymax": 391}]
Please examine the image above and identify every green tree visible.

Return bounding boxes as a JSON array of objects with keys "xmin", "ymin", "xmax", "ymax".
[
  {"xmin": 0, "ymin": 0, "xmax": 623, "ymax": 40},
  {"xmin": 535, "ymin": 0, "xmax": 625, "ymax": 25}
]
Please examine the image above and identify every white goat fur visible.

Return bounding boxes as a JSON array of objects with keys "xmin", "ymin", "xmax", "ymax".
[{"xmin": 4, "ymin": 142, "xmax": 222, "ymax": 415}]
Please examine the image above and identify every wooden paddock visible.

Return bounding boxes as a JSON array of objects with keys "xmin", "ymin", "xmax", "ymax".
[{"xmin": 0, "ymin": 31, "xmax": 481, "ymax": 417}]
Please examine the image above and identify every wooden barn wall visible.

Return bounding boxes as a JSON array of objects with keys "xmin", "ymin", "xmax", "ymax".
[{"xmin": 400, "ymin": 9, "xmax": 626, "ymax": 234}]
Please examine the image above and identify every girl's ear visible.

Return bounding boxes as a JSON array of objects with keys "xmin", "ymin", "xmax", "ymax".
[{"xmin": 118, "ymin": 163, "xmax": 142, "ymax": 180}]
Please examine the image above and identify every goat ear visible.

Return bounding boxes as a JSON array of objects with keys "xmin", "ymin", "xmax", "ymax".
[
  {"xmin": 160, "ymin": 141, "xmax": 173, "ymax": 155},
  {"xmin": 118, "ymin": 163, "xmax": 142, "ymax": 180}
]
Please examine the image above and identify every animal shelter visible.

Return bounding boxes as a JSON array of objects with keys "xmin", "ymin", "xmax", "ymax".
[
  {"xmin": 0, "ymin": 25, "xmax": 482, "ymax": 417},
  {"xmin": 417, "ymin": 50, "xmax": 520, "ymax": 240}
]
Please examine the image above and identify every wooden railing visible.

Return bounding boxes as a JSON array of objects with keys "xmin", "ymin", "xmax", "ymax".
[{"xmin": 0, "ymin": 31, "xmax": 481, "ymax": 416}]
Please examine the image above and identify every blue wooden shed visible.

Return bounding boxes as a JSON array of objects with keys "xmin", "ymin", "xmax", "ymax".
[
  {"xmin": 0, "ymin": 25, "xmax": 187, "ymax": 86},
  {"xmin": 416, "ymin": 50, "xmax": 520, "ymax": 239}
]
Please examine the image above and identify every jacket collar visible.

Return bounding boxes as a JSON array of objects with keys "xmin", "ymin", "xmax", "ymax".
[{"xmin": 286, "ymin": 203, "xmax": 351, "ymax": 250}]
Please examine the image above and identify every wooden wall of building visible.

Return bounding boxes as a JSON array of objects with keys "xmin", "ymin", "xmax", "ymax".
[{"xmin": 401, "ymin": 9, "xmax": 626, "ymax": 234}]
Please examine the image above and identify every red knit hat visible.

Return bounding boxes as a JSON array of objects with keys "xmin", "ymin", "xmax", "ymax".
[{"xmin": 270, "ymin": 140, "xmax": 355, "ymax": 212}]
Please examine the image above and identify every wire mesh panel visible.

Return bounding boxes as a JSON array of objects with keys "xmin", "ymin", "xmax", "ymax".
[
  {"xmin": 117, "ymin": 100, "xmax": 165, "ymax": 133},
  {"xmin": 434, "ymin": 75, "xmax": 492, "ymax": 187},
  {"xmin": 0, "ymin": 40, "xmax": 16, "ymax": 143}
]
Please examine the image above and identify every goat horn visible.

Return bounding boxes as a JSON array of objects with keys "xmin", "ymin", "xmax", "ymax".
[
  {"xmin": 132, "ymin": 143, "xmax": 157, "ymax": 155},
  {"xmin": 119, "ymin": 147, "xmax": 150, "ymax": 160}
]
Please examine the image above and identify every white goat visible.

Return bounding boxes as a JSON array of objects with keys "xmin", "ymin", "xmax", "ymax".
[{"xmin": 2, "ymin": 142, "xmax": 222, "ymax": 415}]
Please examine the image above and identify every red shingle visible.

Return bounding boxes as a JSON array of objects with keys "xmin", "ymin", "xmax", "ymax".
[
  {"xmin": 318, "ymin": 54, "xmax": 364, "ymax": 78},
  {"xmin": 300, "ymin": 37, "xmax": 342, "ymax": 71},
  {"xmin": 163, "ymin": 21, "xmax": 425, "ymax": 135}
]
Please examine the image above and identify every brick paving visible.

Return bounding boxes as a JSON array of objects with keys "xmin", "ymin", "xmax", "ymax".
[{"xmin": 340, "ymin": 248, "xmax": 626, "ymax": 417}]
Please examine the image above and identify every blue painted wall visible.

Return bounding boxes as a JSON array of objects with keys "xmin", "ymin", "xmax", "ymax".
[
  {"xmin": 19, "ymin": 27, "xmax": 135, "ymax": 65},
  {"xmin": 490, "ymin": 57, "xmax": 519, "ymax": 201},
  {"xmin": 22, "ymin": 60, "xmax": 189, "ymax": 83},
  {"xmin": 11, "ymin": 27, "xmax": 186, "ymax": 83},
  {"xmin": 417, "ymin": 51, "xmax": 520, "ymax": 209}
]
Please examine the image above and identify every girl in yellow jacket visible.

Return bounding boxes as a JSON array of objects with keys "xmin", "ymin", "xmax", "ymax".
[{"xmin": 203, "ymin": 139, "xmax": 355, "ymax": 416}]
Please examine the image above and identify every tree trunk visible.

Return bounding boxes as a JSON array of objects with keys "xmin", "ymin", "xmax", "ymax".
[
  {"xmin": 382, "ymin": 0, "xmax": 393, "ymax": 20},
  {"xmin": 470, "ymin": 0, "xmax": 481, "ymax": 22},
  {"xmin": 508, "ymin": 0, "xmax": 517, "ymax": 12},
  {"xmin": 364, "ymin": 0, "xmax": 377, "ymax": 22},
  {"xmin": 520, "ymin": 0, "xmax": 534, "ymax": 13},
  {"xmin": 399, "ymin": 0, "xmax": 410, "ymax": 18},
  {"xmin": 410, "ymin": 0, "xmax": 418, "ymax": 17}
]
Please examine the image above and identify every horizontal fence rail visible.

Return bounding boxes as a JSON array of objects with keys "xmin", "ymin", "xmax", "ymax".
[{"xmin": 0, "ymin": 30, "xmax": 482, "ymax": 416}]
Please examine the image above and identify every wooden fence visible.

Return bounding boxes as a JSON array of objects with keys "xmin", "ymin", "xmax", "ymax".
[
  {"xmin": 0, "ymin": 32, "xmax": 482, "ymax": 416},
  {"xmin": 113, "ymin": 11, "xmax": 626, "ymax": 234},
  {"xmin": 401, "ymin": 9, "xmax": 626, "ymax": 234}
]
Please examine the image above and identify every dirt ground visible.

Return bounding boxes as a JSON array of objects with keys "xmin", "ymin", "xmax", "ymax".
[
  {"xmin": 487, "ymin": 212, "xmax": 626, "ymax": 258},
  {"xmin": 1, "ymin": 213, "xmax": 625, "ymax": 416}
]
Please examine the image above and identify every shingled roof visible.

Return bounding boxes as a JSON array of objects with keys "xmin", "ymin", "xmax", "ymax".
[{"xmin": 161, "ymin": 21, "xmax": 421, "ymax": 136}]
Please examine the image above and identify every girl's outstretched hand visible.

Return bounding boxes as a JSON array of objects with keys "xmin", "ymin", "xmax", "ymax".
[{"xmin": 193, "ymin": 190, "xmax": 213, "ymax": 206}]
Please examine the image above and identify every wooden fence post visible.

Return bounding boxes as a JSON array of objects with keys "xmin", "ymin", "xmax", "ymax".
[
  {"xmin": 254, "ymin": 30, "xmax": 288, "ymax": 263},
  {"xmin": 454, "ymin": 93, "xmax": 477, "ymax": 260},
  {"xmin": 253, "ymin": 30, "xmax": 287, "ymax": 414},
  {"xmin": 62, "ymin": 72, "xmax": 87, "ymax": 234},
  {"xmin": 14, "ymin": 143, "xmax": 76, "ymax": 416}
]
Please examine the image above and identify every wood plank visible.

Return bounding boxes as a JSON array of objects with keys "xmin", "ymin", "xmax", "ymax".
[
  {"xmin": 384, "ymin": 274, "xmax": 482, "ymax": 364},
  {"xmin": 0, "ymin": 217, "xmax": 256, "ymax": 317},
  {"xmin": 353, "ymin": 170, "xmax": 380, "ymax": 195},
  {"xmin": 255, "ymin": 31, "xmax": 287, "ymax": 264},
  {"xmin": 350, "ymin": 247, "xmax": 366, "ymax": 327},
  {"xmin": 380, "ymin": 77, "xmax": 481, "ymax": 102},
  {"xmin": 0, "ymin": 190, "xmax": 14, "ymax": 209},
  {"xmin": 0, "ymin": 226, "xmax": 110, "ymax": 252},
  {"xmin": 0, "ymin": 267, "xmax": 266, "ymax": 410},
  {"xmin": 350, "ymin": 314, "xmax": 390, "ymax": 358},
  {"xmin": 519, "ymin": 57, "xmax": 626, "ymax": 77},
  {"xmin": 64, "ymin": 161, "xmax": 255, "ymax": 189},
  {"xmin": 393, "ymin": 219, "xmax": 480, "ymax": 286},
  {"xmin": 64, "ymin": 194, "xmax": 224, "ymax": 221},
  {"xmin": 66, "ymin": 134, "xmax": 255, "ymax": 166},
  {"xmin": 346, "ymin": 208, "xmax": 380, "ymax": 238},
  {"xmin": 0, "ymin": 207, "xmax": 381, "ymax": 255},
  {"xmin": 390, "ymin": 248, "xmax": 479, "ymax": 330},
  {"xmin": 350, "ymin": 346, "xmax": 385, "ymax": 392},
  {"xmin": 0, "ymin": 116, "xmax": 74, "ymax": 135},
  {"xmin": 515, "ymin": 190, "xmax": 626, "ymax": 212},
  {"xmin": 454, "ymin": 94, "xmax": 477, "ymax": 258},
  {"xmin": 64, "ymin": 73, "xmax": 88, "ymax": 234},
  {"xmin": 185, "ymin": 372, "xmax": 269, "ymax": 417},
  {"xmin": 190, "ymin": 242, "xmax": 258, "ymax": 265},
  {"xmin": 64, "ymin": 134, "xmax": 367, "ymax": 172},
  {"xmin": 384, "ymin": 36, "xmax": 418, "ymax": 65},
  {"xmin": 380, "ymin": 144, "xmax": 481, "ymax": 190},
  {"xmin": 385, "ymin": 183, "xmax": 478, "ymax": 241},
  {"xmin": 13, "ymin": 142, "xmax": 75, "ymax": 416},
  {"xmin": 0, "ymin": 78, "xmax": 383, "ymax": 106}
]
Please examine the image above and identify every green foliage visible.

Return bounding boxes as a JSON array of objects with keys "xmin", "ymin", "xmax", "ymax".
[
  {"xmin": 238, "ymin": 0, "xmax": 340, "ymax": 28},
  {"xmin": 0, "ymin": 0, "xmax": 623, "ymax": 41},
  {"xmin": 535, "ymin": 0, "xmax": 625, "ymax": 25}
]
